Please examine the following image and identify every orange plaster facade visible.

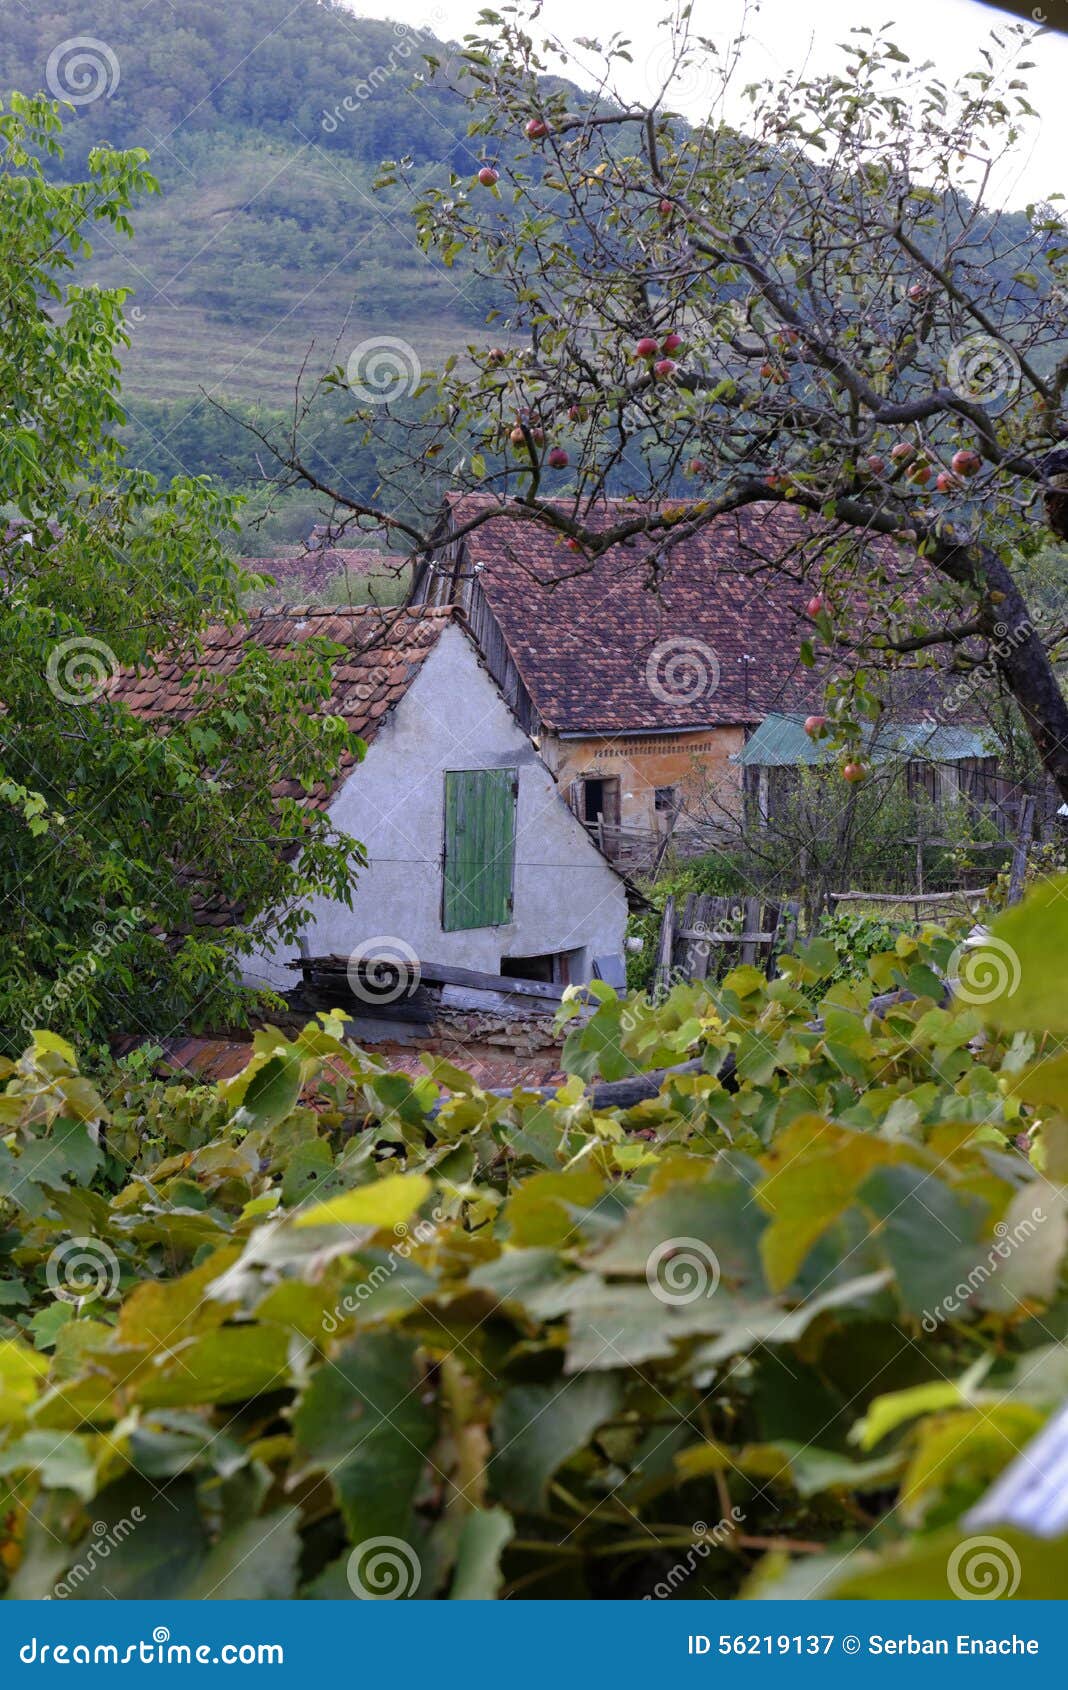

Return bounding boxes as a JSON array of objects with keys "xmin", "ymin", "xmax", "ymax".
[{"xmin": 542, "ymin": 726, "xmax": 747, "ymax": 834}]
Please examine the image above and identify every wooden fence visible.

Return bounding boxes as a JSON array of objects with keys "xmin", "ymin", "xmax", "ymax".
[{"xmin": 653, "ymin": 893, "xmax": 800, "ymax": 996}]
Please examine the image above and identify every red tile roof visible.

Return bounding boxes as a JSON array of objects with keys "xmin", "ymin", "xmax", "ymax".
[
  {"xmin": 434, "ymin": 496, "xmax": 946, "ymax": 733},
  {"xmin": 109, "ymin": 604, "xmax": 454, "ymax": 809}
]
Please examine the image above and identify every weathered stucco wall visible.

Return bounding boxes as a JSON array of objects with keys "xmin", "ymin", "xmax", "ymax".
[
  {"xmin": 543, "ymin": 727, "xmax": 746, "ymax": 833},
  {"xmin": 243, "ymin": 623, "xmax": 628, "ymax": 991}
]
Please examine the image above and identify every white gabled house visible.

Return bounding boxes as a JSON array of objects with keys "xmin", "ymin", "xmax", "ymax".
[{"xmin": 113, "ymin": 605, "xmax": 628, "ymax": 994}]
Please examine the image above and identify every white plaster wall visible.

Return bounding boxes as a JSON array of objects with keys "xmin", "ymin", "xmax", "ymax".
[{"xmin": 243, "ymin": 622, "xmax": 628, "ymax": 991}]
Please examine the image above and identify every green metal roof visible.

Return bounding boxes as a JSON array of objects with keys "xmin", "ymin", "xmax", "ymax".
[{"xmin": 734, "ymin": 713, "xmax": 999, "ymax": 769}]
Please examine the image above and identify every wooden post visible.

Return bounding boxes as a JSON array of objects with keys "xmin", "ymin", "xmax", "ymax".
[
  {"xmin": 740, "ymin": 896, "xmax": 761, "ymax": 966},
  {"xmin": 1007, "ymin": 795, "xmax": 1036, "ymax": 906},
  {"xmin": 653, "ymin": 895, "xmax": 676, "ymax": 998}
]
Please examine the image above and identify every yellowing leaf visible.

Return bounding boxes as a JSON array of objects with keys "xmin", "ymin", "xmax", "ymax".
[
  {"xmin": 900, "ymin": 1404, "xmax": 1043, "ymax": 1523},
  {"xmin": 293, "ymin": 1172, "xmax": 432, "ymax": 1230},
  {"xmin": 757, "ymin": 1116, "xmax": 905, "ymax": 1291},
  {"xmin": 853, "ymin": 1380, "xmax": 965, "ymax": 1451},
  {"xmin": 0, "ymin": 1340, "xmax": 48, "ymax": 1425}
]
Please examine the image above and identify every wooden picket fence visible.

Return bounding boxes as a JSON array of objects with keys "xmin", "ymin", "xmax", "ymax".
[{"xmin": 653, "ymin": 892, "xmax": 800, "ymax": 996}]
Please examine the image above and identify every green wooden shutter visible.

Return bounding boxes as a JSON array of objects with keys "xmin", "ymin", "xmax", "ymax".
[{"xmin": 442, "ymin": 769, "xmax": 517, "ymax": 931}]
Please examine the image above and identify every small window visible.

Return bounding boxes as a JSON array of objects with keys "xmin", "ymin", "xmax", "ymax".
[{"xmin": 654, "ymin": 786, "xmax": 677, "ymax": 813}]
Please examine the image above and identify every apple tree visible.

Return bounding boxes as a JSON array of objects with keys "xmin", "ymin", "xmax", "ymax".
[{"xmin": 253, "ymin": 10, "xmax": 1068, "ymax": 800}]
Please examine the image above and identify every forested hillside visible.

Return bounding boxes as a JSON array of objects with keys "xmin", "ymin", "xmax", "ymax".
[{"xmin": 1, "ymin": 0, "xmax": 507, "ymax": 531}]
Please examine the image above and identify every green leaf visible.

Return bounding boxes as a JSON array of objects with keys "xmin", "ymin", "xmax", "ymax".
[
  {"xmin": 292, "ymin": 1333, "xmax": 435, "ymax": 1543},
  {"xmin": 448, "ymin": 1506, "xmax": 514, "ymax": 1599},
  {"xmin": 982, "ymin": 878, "xmax": 1068, "ymax": 1032},
  {"xmin": 232, "ymin": 1050, "xmax": 303, "ymax": 1130},
  {"xmin": 182, "ymin": 1508, "xmax": 301, "ymax": 1598},
  {"xmin": 0, "ymin": 1430, "xmax": 97, "ymax": 1501},
  {"xmin": 492, "ymin": 1374, "xmax": 622, "ymax": 1513}
]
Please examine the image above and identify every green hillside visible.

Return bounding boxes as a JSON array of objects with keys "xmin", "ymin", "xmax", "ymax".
[{"xmin": 2, "ymin": 1, "xmax": 499, "ymax": 409}]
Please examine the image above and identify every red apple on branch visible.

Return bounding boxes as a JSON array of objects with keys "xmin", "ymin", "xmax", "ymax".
[
  {"xmin": 477, "ymin": 166, "xmax": 499, "ymax": 187},
  {"xmin": 547, "ymin": 446, "xmax": 569, "ymax": 468},
  {"xmin": 653, "ymin": 358, "xmax": 677, "ymax": 379},
  {"xmin": 525, "ymin": 117, "xmax": 549, "ymax": 140},
  {"xmin": 804, "ymin": 715, "xmax": 827, "ymax": 738},
  {"xmin": 951, "ymin": 448, "xmax": 982, "ymax": 477},
  {"xmin": 842, "ymin": 761, "xmax": 867, "ymax": 783},
  {"xmin": 661, "ymin": 332, "xmax": 683, "ymax": 353},
  {"xmin": 806, "ymin": 594, "xmax": 824, "ymax": 619},
  {"xmin": 635, "ymin": 337, "xmax": 659, "ymax": 359}
]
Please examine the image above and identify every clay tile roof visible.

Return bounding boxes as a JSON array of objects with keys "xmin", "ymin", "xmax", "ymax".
[
  {"xmin": 441, "ymin": 495, "xmax": 946, "ymax": 733},
  {"xmin": 109, "ymin": 604, "xmax": 454, "ymax": 809}
]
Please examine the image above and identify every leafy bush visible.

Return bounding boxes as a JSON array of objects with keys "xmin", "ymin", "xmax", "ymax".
[
  {"xmin": 3, "ymin": 881, "xmax": 1068, "ymax": 1599},
  {"xmin": 814, "ymin": 909, "xmax": 906, "ymax": 986}
]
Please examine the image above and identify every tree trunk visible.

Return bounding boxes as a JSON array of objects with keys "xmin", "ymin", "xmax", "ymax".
[{"xmin": 974, "ymin": 547, "xmax": 1068, "ymax": 803}]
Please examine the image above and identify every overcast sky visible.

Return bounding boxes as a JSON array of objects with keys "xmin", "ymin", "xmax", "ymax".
[{"xmin": 346, "ymin": 0, "xmax": 1068, "ymax": 207}]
